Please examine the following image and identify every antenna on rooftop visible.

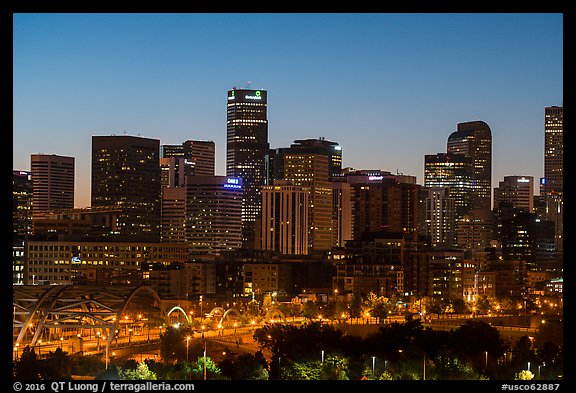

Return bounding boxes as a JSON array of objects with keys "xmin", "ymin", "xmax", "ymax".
[{"xmin": 247, "ymin": 81, "xmax": 252, "ymax": 90}]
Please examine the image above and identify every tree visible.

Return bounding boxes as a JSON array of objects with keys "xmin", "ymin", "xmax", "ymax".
[
  {"xmin": 281, "ymin": 359, "xmax": 321, "ymax": 380},
  {"xmin": 120, "ymin": 362, "xmax": 157, "ymax": 380},
  {"xmin": 451, "ymin": 297, "xmax": 469, "ymax": 315},
  {"xmin": 320, "ymin": 354, "xmax": 349, "ymax": 380},
  {"xmin": 160, "ymin": 325, "xmax": 197, "ymax": 363},
  {"xmin": 302, "ymin": 300, "xmax": 321, "ymax": 321},
  {"xmin": 14, "ymin": 346, "xmax": 41, "ymax": 380},
  {"xmin": 515, "ymin": 370, "xmax": 534, "ymax": 380},
  {"xmin": 451, "ymin": 320, "xmax": 507, "ymax": 370},
  {"xmin": 219, "ymin": 353, "xmax": 269, "ymax": 380},
  {"xmin": 40, "ymin": 348, "xmax": 72, "ymax": 379},
  {"xmin": 426, "ymin": 297, "xmax": 444, "ymax": 318},
  {"xmin": 349, "ymin": 293, "xmax": 363, "ymax": 322},
  {"xmin": 189, "ymin": 356, "xmax": 224, "ymax": 380}
]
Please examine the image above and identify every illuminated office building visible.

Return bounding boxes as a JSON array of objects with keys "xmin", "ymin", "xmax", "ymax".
[
  {"xmin": 447, "ymin": 121, "xmax": 492, "ymax": 210},
  {"xmin": 540, "ymin": 106, "xmax": 563, "ymax": 255},
  {"xmin": 348, "ymin": 174, "xmax": 420, "ymax": 241},
  {"xmin": 541, "ymin": 106, "xmax": 563, "ymax": 196},
  {"xmin": 260, "ymin": 181, "xmax": 309, "ymax": 255},
  {"xmin": 494, "ymin": 176, "xmax": 534, "ymax": 212},
  {"xmin": 226, "ymin": 88, "xmax": 269, "ymax": 248},
  {"xmin": 424, "ymin": 153, "xmax": 473, "ymax": 220},
  {"xmin": 266, "ymin": 137, "xmax": 342, "ymax": 184},
  {"xmin": 185, "ymin": 176, "xmax": 243, "ymax": 255},
  {"xmin": 161, "ymin": 140, "xmax": 215, "ymax": 177},
  {"xmin": 282, "ymin": 153, "xmax": 333, "ymax": 252},
  {"xmin": 161, "ymin": 186, "xmax": 186, "ymax": 243},
  {"xmin": 423, "ymin": 187, "xmax": 456, "ymax": 248},
  {"xmin": 160, "ymin": 157, "xmax": 190, "ymax": 188},
  {"xmin": 13, "ymin": 170, "xmax": 33, "ymax": 285},
  {"xmin": 91, "ymin": 135, "xmax": 161, "ymax": 242},
  {"xmin": 31, "ymin": 154, "xmax": 75, "ymax": 217}
]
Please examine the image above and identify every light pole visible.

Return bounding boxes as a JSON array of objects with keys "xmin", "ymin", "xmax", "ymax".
[
  {"xmin": 186, "ymin": 336, "xmax": 191, "ymax": 363},
  {"xmin": 423, "ymin": 351, "xmax": 426, "ymax": 380},
  {"xmin": 104, "ymin": 337, "xmax": 109, "ymax": 369},
  {"xmin": 321, "ymin": 350, "xmax": 325, "ymax": 364},
  {"xmin": 372, "ymin": 356, "xmax": 376, "ymax": 377},
  {"xmin": 484, "ymin": 351, "xmax": 488, "ymax": 370},
  {"xmin": 203, "ymin": 341, "xmax": 207, "ymax": 380}
]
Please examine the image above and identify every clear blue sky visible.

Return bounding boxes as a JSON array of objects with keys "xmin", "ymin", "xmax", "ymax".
[{"xmin": 13, "ymin": 13, "xmax": 563, "ymax": 208}]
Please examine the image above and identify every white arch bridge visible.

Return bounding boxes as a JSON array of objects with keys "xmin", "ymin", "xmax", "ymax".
[
  {"xmin": 14, "ymin": 285, "xmax": 290, "ymax": 358},
  {"xmin": 13, "ymin": 285, "xmax": 168, "ymax": 354}
]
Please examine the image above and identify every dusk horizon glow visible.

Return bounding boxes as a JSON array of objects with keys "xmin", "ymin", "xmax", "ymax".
[{"xmin": 13, "ymin": 13, "xmax": 563, "ymax": 208}]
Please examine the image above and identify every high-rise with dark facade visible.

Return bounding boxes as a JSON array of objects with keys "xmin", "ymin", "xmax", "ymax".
[
  {"xmin": 447, "ymin": 121, "xmax": 492, "ymax": 210},
  {"xmin": 541, "ymin": 106, "xmax": 563, "ymax": 255},
  {"xmin": 226, "ymin": 88, "xmax": 269, "ymax": 248},
  {"xmin": 265, "ymin": 137, "xmax": 342, "ymax": 184},
  {"xmin": 541, "ymin": 106, "xmax": 563, "ymax": 196},
  {"xmin": 424, "ymin": 153, "xmax": 473, "ymax": 219},
  {"xmin": 13, "ymin": 170, "xmax": 33, "ymax": 285},
  {"xmin": 91, "ymin": 135, "xmax": 161, "ymax": 242},
  {"xmin": 31, "ymin": 154, "xmax": 75, "ymax": 217},
  {"xmin": 161, "ymin": 140, "xmax": 215, "ymax": 177},
  {"xmin": 185, "ymin": 176, "xmax": 243, "ymax": 255},
  {"xmin": 260, "ymin": 181, "xmax": 309, "ymax": 255}
]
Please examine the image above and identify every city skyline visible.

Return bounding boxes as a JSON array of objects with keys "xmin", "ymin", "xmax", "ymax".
[{"xmin": 13, "ymin": 13, "xmax": 563, "ymax": 208}]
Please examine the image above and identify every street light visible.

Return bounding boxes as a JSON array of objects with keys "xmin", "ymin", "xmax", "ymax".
[
  {"xmin": 186, "ymin": 336, "xmax": 191, "ymax": 363},
  {"xmin": 321, "ymin": 350, "xmax": 325, "ymax": 364},
  {"xmin": 372, "ymin": 356, "xmax": 376, "ymax": 377},
  {"xmin": 484, "ymin": 351, "xmax": 488, "ymax": 370}
]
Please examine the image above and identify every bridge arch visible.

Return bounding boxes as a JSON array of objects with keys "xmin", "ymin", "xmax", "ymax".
[
  {"xmin": 264, "ymin": 308, "xmax": 287, "ymax": 324},
  {"xmin": 13, "ymin": 285, "xmax": 167, "ymax": 354},
  {"xmin": 218, "ymin": 308, "xmax": 243, "ymax": 326},
  {"xmin": 207, "ymin": 307, "xmax": 225, "ymax": 319},
  {"xmin": 106, "ymin": 286, "xmax": 167, "ymax": 351},
  {"xmin": 167, "ymin": 306, "xmax": 191, "ymax": 324}
]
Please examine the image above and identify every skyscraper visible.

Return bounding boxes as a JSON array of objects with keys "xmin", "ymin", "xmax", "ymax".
[
  {"xmin": 494, "ymin": 176, "xmax": 534, "ymax": 212},
  {"xmin": 260, "ymin": 181, "xmax": 309, "ymax": 255},
  {"xmin": 30, "ymin": 154, "xmax": 75, "ymax": 217},
  {"xmin": 282, "ymin": 152, "xmax": 333, "ymax": 252},
  {"xmin": 447, "ymin": 121, "xmax": 492, "ymax": 210},
  {"xmin": 541, "ymin": 106, "xmax": 563, "ymax": 196},
  {"xmin": 540, "ymin": 106, "xmax": 563, "ymax": 256},
  {"xmin": 13, "ymin": 170, "xmax": 33, "ymax": 285},
  {"xmin": 185, "ymin": 176, "xmax": 243, "ymax": 255},
  {"xmin": 265, "ymin": 137, "xmax": 343, "ymax": 184},
  {"xmin": 161, "ymin": 140, "xmax": 215, "ymax": 177},
  {"xmin": 91, "ymin": 135, "xmax": 161, "ymax": 242},
  {"xmin": 423, "ymin": 187, "xmax": 456, "ymax": 248},
  {"xmin": 226, "ymin": 88, "xmax": 269, "ymax": 248},
  {"xmin": 424, "ymin": 153, "xmax": 473, "ymax": 219}
]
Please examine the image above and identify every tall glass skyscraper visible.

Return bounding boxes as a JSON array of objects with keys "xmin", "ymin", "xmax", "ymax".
[
  {"xmin": 542, "ymin": 106, "xmax": 563, "ymax": 196},
  {"xmin": 424, "ymin": 153, "xmax": 473, "ymax": 220},
  {"xmin": 31, "ymin": 154, "xmax": 75, "ymax": 217},
  {"xmin": 541, "ymin": 106, "xmax": 563, "ymax": 255},
  {"xmin": 226, "ymin": 88, "xmax": 269, "ymax": 248},
  {"xmin": 92, "ymin": 135, "xmax": 161, "ymax": 242},
  {"xmin": 447, "ymin": 121, "xmax": 492, "ymax": 210}
]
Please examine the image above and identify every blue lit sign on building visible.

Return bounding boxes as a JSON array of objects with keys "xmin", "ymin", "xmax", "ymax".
[{"xmin": 223, "ymin": 177, "xmax": 242, "ymax": 189}]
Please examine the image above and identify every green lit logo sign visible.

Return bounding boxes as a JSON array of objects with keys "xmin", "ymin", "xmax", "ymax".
[
  {"xmin": 228, "ymin": 90, "xmax": 236, "ymax": 101},
  {"xmin": 245, "ymin": 90, "xmax": 263, "ymax": 100}
]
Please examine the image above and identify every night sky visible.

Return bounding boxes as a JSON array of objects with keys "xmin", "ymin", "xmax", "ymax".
[{"xmin": 13, "ymin": 13, "xmax": 563, "ymax": 208}]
